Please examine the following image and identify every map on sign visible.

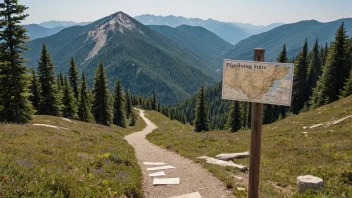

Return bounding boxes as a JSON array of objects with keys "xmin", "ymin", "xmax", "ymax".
[{"xmin": 222, "ymin": 60, "xmax": 294, "ymax": 106}]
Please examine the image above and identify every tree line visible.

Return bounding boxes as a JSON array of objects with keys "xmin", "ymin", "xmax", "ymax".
[
  {"xmin": 0, "ymin": 0, "xmax": 136, "ymax": 127},
  {"xmin": 30, "ymin": 44, "xmax": 137, "ymax": 127},
  {"xmin": 159, "ymin": 22, "xmax": 352, "ymax": 132}
]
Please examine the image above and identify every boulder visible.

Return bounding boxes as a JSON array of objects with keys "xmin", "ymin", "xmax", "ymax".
[
  {"xmin": 297, "ymin": 175, "xmax": 323, "ymax": 193},
  {"xmin": 215, "ymin": 151, "xmax": 250, "ymax": 161}
]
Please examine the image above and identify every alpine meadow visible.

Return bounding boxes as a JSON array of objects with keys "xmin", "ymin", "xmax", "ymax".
[{"xmin": 1, "ymin": 0, "xmax": 352, "ymax": 197}]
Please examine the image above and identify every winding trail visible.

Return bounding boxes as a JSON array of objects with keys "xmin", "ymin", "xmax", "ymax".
[{"xmin": 125, "ymin": 109, "xmax": 235, "ymax": 198}]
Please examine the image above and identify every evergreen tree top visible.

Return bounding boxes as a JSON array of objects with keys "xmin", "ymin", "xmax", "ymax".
[{"xmin": 277, "ymin": 43, "xmax": 288, "ymax": 63}]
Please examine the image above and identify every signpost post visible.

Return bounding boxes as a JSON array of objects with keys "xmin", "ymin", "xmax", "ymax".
[
  {"xmin": 221, "ymin": 48, "xmax": 294, "ymax": 198},
  {"xmin": 248, "ymin": 48, "xmax": 265, "ymax": 198}
]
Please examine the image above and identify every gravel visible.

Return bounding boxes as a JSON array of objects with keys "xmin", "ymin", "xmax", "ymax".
[{"xmin": 125, "ymin": 109, "xmax": 235, "ymax": 198}]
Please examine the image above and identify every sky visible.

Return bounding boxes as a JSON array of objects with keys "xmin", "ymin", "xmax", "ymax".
[{"xmin": 22, "ymin": 0, "xmax": 352, "ymax": 26}]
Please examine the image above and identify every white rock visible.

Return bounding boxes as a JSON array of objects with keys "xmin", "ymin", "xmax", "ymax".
[
  {"xmin": 237, "ymin": 187, "xmax": 246, "ymax": 191},
  {"xmin": 216, "ymin": 151, "xmax": 250, "ymax": 161},
  {"xmin": 297, "ymin": 175, "xmax": 323, "ymax": 193},
  {"xmin": 198, "ymin": 156, "xmax": 247, "ymax": 172}
]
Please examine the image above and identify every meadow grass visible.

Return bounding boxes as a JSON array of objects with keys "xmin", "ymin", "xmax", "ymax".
[
  {"xmin": 146, "ymin": 96, "xmax": 352, "ymax": 197},
  {"xmin": 0, "ymin": 112, "xmax": 146, "ymax": 197}
]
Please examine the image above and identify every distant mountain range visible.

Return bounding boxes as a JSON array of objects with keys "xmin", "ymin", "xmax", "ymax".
[
  {"xmin": 24, "ymin": 21, "xmax": 91, "ymax": 40},
  {"xmin": 135, "ymin": 14, "xmax": 284, "ymax": 44},
  {"xmin": 135, "ymin": 14, "xmax": 250, "ymax": 44},
  {"xmin": 234, "ymin": 22, "xmax": 285, "ymax": 35},
  {"xmin": 220, "ymin": 18, "xmax": 352, "ymax": 64},
  {"xmin": 24, "ymin": 12, "xmax": 223, "ymax": 104},
  {"xmin": 39, "ymin": 20, "xmax": 90, "ymax": 29}
]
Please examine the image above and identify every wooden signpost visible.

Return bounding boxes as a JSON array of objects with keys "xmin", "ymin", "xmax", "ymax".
[
  {"xmin": 248, "ymin": 48, "xmax": 265, "ymax": 198},
  {"xmin": 222, "ymin": 48, "xmax": 294, "ymax": 198}
]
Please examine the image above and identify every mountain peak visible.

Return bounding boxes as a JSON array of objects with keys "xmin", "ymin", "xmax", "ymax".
[{"xmin": 84, "ymin": 12, "xmax": 138, "ymax": 62}]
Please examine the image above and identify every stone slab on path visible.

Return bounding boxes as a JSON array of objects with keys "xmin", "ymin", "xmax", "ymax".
[
  {"xmin": 143, "ymin": 162, "xmax": 166, "ymax": 166},
  {"xmin": 153, "ymin": 178, "xmax": 180, "ymax": 185},
  {"xmin": 149, "ymin": 171, "xmax": 166, "ymax": 177},
  {"xmin": 147, "ymin": 165, "xmax": 175, "ymax": 171},
  {"xmin": 170, "ymin": 192, "xmax": 202, "ymax": 198},
  {"xmin": 125, "ymin": 109, "xmax": 235, "ymax": 198}
]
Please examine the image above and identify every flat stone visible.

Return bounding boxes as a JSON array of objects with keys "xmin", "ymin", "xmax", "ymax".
[
  {"xmin": 143, "ymin": 162, "xmax": 166, "ymax": 166},
  {"xmin": 297, "ymin": 175, "xmax": 323, "ymax": 193},
  {"xmin": 215, "ymin": 151, "xmax": 250, "ymax": 161},
  {"xmin": 149, "ymin": 171, "xmax": 166, "ymax": 177},
  {"xmin": 153, "ymin": 177, "xmax": 180, "ymax": 185},
  {"xmin": 198, "ymin": 156, "xmax": 247, "ymax": 172},
  {"xmin": 170, "ymin": 192, "xmax": 202, "ymax": 198},
  {"xmin": 147, "ymin": 165, "xmax": 175, "ymax": 171}
]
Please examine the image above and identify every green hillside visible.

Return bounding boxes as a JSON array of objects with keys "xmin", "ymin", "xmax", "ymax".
[
  {"xmin": 24, "ymin": 12, "xmax": 218, "ymax": 104},
  {"xmin": 0, "ymin": 114, "xmax": 146, "ymax": 197},
  {"xmin": 149, "ymin": 25, "xmax": 232, "ymax": 65},
  {"xmin": 221, "ymin": 19, "xmax": 352, "ymax": 64},
  {"xmin": 146, "ymin": 96, "xmax": 352, "ymax": 197}
]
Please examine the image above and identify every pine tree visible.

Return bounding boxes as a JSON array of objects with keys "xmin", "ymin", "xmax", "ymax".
[
  {"xmin": 319, "ymin": 42, "xmax": 329, "ymax": 72},
  {"xmin": 78, "ymin": 72, "xmax": 94, "ymax": 122},
  {"xmin": 310, "ymin": 23, "xmax": 349, "ymax": 108},
  {"xmin": 307, "ymin": 38, "xmax": 321, "ymax": 98},
  {"xmin": 193, "ymin": 84, "xmax": 208, "ymax": 132},
  {"xmin": 62, "ymin": 76, "xmax": 77, "ymax": 118},
  {"xmin": 92, "ymin": 61, "xmax": 112, "ymax": 125},
  {"xmin": 37, "ymin": 44, "xmax": 61, "ymax": 116},
  {"xmin": 0, "ymin": 0, "xmax": 33, "ymax": 123},
  {"xmin": 291, "ymin": 39, "xmax": 309, "ymax": 114},
  {"xmin": 263, "ymin": 104, "xmax": 274, "ymax": 124},
  {"xmin": 226, "ymin": 101, "xmax": 242, "ymax": 132},
  {"xmin": 29, "ymin": 68, "xmax": 39, "ymax": 111},
  {"xmin": 157, "ymin": 103, "xmax": 161, "ymax": 112},
  {"xmin": 152, "ymin": 91, "xmax": 157, "ymax": 110},
  {"xmin": 129, "ymin": 110, "xmax": 137, "ymax": 126},
  {"xmin": 56, "ymin": 74, "xmax": 62, "ymax": 91},
  {"xmin": 113, "ymin": 79, "xmax": 127, "ymax": 128},
  {"xmin": 275, "ymin": 44, "xmax": 289, "ymax": 119},
  {"xmin": 277, "ymin": 44, "xmax": 288, "ymax": 63},
  {"xmin": 59, "ymin": 72, "xmax": 64, "ymax": 87},
  {"xmin": 68, "ymin": 57, "xmax": 79, "ymax": 100},
  {"xmin": 340, "ymin": 69, "xmax": 352, "ymax": 98},
  {"xmin": 125, "ymin": 90, "xmax": 133, "ymax": 119}
]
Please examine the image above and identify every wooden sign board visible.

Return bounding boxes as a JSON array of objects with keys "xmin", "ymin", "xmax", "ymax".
[{"xmin": 222, "ymin": 59, "xmax": 294, "ymax": 106}]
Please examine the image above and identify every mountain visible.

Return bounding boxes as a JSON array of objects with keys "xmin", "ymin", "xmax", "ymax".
[
  {"xmin": 24, "ymin": 24, "xmax": 66, "ymax": 40},
  {"xmin": 24, "ymin": 12, "xmax": 218, "ymax": 104},
  {"xmin": 24, "ymin": 21, "xmax": 92, "ymax": 40},
  {"xmin": 135, "ymin": 14, "xmax": 250, "ymax": 44},
  {"xmin": 233, "ymin": 22, "xmax": 284, "ymax": 34},
  {"xmin": 149, "ymin": 25, "xmax": 232, "ymax": 65},
  {"xmin": 39, "ymin": 20, "xmax": 76, "ymax": 28},
  {"xmin": 221, "ymin": 19, "xmax": 352, "ymax": 63}
]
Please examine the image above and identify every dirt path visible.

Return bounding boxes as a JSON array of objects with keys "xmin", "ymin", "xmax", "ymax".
[{"xmin": 125, "ymin": 109, "xmax": 235, "ymax": 198}]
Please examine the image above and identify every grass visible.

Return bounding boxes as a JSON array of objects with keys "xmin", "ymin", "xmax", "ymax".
[
  {"xmin": 146, "ymin": 96, "xmax": 352, "ymax": 197},
  {"xmin": 0, "ymin": 111, "xmax": 146, "ymax": 197}
]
